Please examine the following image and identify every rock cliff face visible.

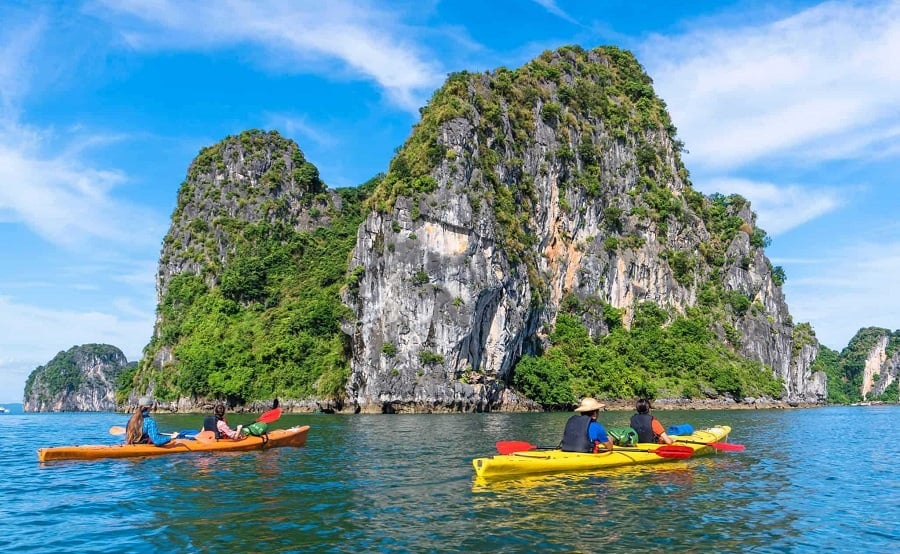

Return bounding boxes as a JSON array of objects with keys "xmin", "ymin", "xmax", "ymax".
[
  {"xmin": 860, "ymin": 332, "xmax": 899, "ymax": 399},
  {"xmin": 341, "ymin": 46, "xmax": 826, "ymax": 412},
  {"xmin": 135, "ymin": 48, "xmax": 830, "ymax": 413},
  {"xmin": 156, "ymin": 130, "xmax": 338, "ymax": 303},
  {"xmin": 140, "ymin": 130, "xmax": 341, "ymax": 390},
  {"xmin": 23, "ymin": 344, "xmax": 128, "ymax": 412}
]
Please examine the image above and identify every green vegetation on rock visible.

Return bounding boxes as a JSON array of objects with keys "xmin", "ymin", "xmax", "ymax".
[
  {"xmin": 25, "ymin": 344, "xmax": 126, "ymax": 406},
  {"xmin": 512, "ymin": 305, "xmax": 783, "ymax": 408},
  {"xmin": 816, "ymin": 327, "xmax": 900, "ymax": 403},
  {"xmin": 132, "ymin": 156, "xmax": 377, "ymax": 404},
  {"xmin": 127, "ymin": 45, "xmax": 805, "ymax": 410}
]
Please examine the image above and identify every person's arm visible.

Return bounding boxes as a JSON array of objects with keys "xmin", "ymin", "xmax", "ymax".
[
  {"xmin": 143, "ymin": 417, "xmax": 172, "ymax": 445},
  {"xmin": 590, "ymin": 422, "xmax": 613, "ymax": 451},
  {"xmin": 652, "ymin": 418, "xmax": 674, "ymax": 444},
  {"xmin": 217, "ymin": 419, "xmax": 240, "ymax": 439}
]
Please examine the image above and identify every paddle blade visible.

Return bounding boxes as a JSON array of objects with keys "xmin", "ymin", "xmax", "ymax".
[
  {"xmin": 496, "ymin": 441, "xmax": 537, "ymax": 455},
  {"xmin": 653, "ymin": 445, "xmax": 695, "ymax": 459},
  {"xmin": 257, "ymin": 407, "xmax": 282, "ymax": 424},
  {"xmin": 709, "ymin": 442, "xmax": 745, "ymax": 452},
  {"xmin": 109, "ymin": 426, "xmax": 126, "ymax": 436}
]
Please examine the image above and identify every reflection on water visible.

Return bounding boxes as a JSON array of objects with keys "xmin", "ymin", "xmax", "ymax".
[{"xmin": 1, "ymin": 408, "xmax": 899, "ymax": 552}]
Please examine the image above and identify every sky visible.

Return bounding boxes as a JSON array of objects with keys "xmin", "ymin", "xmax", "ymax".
[{"xmin": 1, "ymin": 0, "xmax": 899, "ymax": 403}]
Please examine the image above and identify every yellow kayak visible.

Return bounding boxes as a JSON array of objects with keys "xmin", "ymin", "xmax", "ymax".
[
  {"xmin": 473, "ymin": 425, "xmax": 732, "ymax": 480},
  {"xmin": 37, "ymin": 425, "xmax": 310, "ymax": 462}
]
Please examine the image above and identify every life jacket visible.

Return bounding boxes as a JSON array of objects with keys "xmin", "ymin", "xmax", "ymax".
[
  {"xmin": 560, "ymin": 415, "xmax": 594, "ymax": 453},
  {"xmin": 630, "ymin": 413, "xmax": 659, "ymax": 443},
  {"xmin": 203, "ymin": 415, "xmax": 221, "ymax": 439}
]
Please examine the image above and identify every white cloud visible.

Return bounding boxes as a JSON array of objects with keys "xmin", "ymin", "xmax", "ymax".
[
  {"xmin": 0, "ymin": 19, "xmax": 165, "ymax": 250},
  {"xmin": 264, "ymin": 112, "xmax": 338, "ymax": 148},
  {"xmin": 0, "ymin": 120, "xmax": 165, "ymax": 249},
  {"xmin": 0, "ymin": 17, "xmax": 43, "ymax": 112},
  {"xmin": 700, "ymin": 177, "xmax": 844, "ymax": 235},
  {"xmin": 0, "ymin": 295, "xmax": 154, "ymax": 402},
  {"xmin": 93, "ymin": 0, "xmax": 445, "ymax": 111},
  {"xmin": 642, "ymin": 0, "xmax": 900, "ymax": 171},
  {"xmin": 783, "ymin": 241, "xmax": 900, "ymax": 349},
  {"xmin": 0, "ymin": 17, "xmax": 162, "ymax": 402},
  {"xmin": 531, "ymin": 0, "xmax": 577, "ymax": 24}
]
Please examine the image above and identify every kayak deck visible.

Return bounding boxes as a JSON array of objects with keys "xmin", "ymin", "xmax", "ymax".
[
  {"xmin": 37, "ymin": 425, "xmax": 310, "ymax": 462},
  {"xmin": 473, "ymin": 425, "xmax": 731, "ymax": 480}
]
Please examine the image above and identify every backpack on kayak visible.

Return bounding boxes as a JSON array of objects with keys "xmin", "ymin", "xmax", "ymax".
[
  {"xmin": 607, "ymin": 427, "xmax": 639, "ymax": 447},
  {"xmin": 244, "ymin": 422, "xmax": 268, "ymax": 436},
  {"xmin": 666, "ymin": 423, "xmax": 694, "ymax": 437}
]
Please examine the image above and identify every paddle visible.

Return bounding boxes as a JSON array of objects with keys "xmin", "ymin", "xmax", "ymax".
[
  {"xmin": 109, "ymin": 426, "xmax": 179, "ymax": 438},
  {"xmin": 617, "ymin": 445, "xmax": 694, "ymax": 459},
  {"xmin": 256, "ymin": 407, "xmax": 282, "ymax": 424},
  {"xmin": 107, "ymin": 426, "xmax": 216, "ymax": 444},
  {"xmin": 496, "ymin": 440, "xmax": 537, "ymax": 454},
  {"xmin": 676, "ymin": 439, "xmax": 745, "ymax": 452},
  {"xmin": 495, "ymin": 441, "xmax": 694, "ymax": 459}
]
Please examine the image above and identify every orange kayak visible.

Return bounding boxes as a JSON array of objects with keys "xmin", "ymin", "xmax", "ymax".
[{"xmin": 37, "ymin": 425, "xmax": 310, "ymax": 462}]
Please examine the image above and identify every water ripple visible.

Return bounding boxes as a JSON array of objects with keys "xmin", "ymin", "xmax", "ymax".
[{"xmin": 1, "ymin": 408, "xmax": 898, "ymax": 552}]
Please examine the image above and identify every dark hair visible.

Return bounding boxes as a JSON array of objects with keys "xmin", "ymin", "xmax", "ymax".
[
  {"xmin": 636, "ymin": 398, "xmax": 651, "ymax": 414},
  {"xmin": 214, "ymin": 404, "xmax": 226, "ymax": 419}
]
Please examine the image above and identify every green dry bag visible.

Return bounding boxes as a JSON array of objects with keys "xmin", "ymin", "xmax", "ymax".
[
  {"xmin": 245, "ymin": 422, "xmax": 268, "ymax": 436},
  {"xmin": 607, "ymin": 427, "xmax": 639, "ymax": 447}
]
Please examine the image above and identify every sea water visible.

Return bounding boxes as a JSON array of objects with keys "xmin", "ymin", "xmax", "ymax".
[{"xmin": 0, "ymin": 406, "xmax": 897, "ymax": 552}]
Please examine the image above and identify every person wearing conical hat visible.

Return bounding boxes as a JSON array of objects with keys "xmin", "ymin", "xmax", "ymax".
[{"xmin": 560, "ymin": 397, "xmax": 613, "ymax": 453}]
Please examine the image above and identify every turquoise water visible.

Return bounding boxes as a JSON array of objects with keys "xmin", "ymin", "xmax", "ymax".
[{"xmin": 1, "ymin": 406, "xmax": 897, "ymax": 552}]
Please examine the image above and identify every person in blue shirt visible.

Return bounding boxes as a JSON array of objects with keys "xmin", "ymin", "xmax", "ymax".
[
  {"xmin": 560, "ymin": 397, "xmax": 614, "ymax": 453},
  {"xmin": 125, "ymin": 396, "xmax": 174, "ymax": 446}
]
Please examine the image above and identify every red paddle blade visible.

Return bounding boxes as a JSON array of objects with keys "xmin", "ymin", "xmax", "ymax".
[
  {"xmin": 709, "ymin": 442, "xmax": 745, "ymax": 452},
  {"xmin": 256, "ymin": 407, "xmax": 282, "ymax": 423},
  {"xmin": 653, "ymin": 445, "xmax": 695, "ymax": 459},
  {"xmin": 496, "ymin": 441, "xmax": 537, "ymax": 455}
]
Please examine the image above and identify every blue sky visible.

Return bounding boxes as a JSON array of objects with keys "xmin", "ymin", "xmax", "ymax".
[{"xmin": 2, "ymin": 0, "xmax": 899, "ymax": 403}]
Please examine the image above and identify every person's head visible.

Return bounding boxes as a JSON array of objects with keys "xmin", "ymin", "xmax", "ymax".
[
  {"xmin": 574, "ymin": 397, "xmax": 605, "ymax": 418},
  {"xmin": 214, "ymin": 404, "xmax": 226, "ymax": 420},
  {"xmin": 636, "ymin": 398, "xmax": 652, "ymax": 414},
  {"xmin": 138, "ymin": 396, "xmax": 153, "ymax": 413}
]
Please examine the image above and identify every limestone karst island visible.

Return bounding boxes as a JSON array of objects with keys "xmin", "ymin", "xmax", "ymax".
[{"xmin": 23, "ymin": 46, "xmax": 899, "ymax": 413}]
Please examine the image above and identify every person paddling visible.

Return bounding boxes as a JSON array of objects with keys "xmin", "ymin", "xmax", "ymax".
[
  {"xmin": 125, "ymin": 396, "xmax": 174, "ymax": 446},
  {"xmin": 630, "ymin": 398, "xmax": 675, "ymax": 445},
  {"xmin": 203, "ymin": 404, "xmax": 244, "ymax": 440},
  {"xmin": 560, "ymin": 397, "xmax": 613, "ymax": 453}
]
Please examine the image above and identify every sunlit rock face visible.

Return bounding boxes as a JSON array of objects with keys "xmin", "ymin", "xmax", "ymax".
[
  {"xmin": 342, "ymin": 46, "xmax": 826, "ymax": 412},
  {"xmin": 24, "ymin": 344, "xmax": 128, "ymax": 412}
]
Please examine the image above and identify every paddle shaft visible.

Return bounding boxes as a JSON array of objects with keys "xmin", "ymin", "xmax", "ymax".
[
  {"xmin": 495, "ymin": 440, "xmax": 692, "ymax": 458},
  {"xmin": 676, "ymin": 439, "xmax": 745, "ymax": 452}
]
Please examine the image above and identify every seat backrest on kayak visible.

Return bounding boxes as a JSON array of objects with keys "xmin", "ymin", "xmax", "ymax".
[{"xmin": 202, "ymin": 415, "xmax": 220, "ymax": 439}]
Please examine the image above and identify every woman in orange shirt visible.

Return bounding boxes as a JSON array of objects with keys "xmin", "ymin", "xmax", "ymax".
[{"xmin": 630, "ymin": 398, "xmax": 675, "ymax": 445}]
